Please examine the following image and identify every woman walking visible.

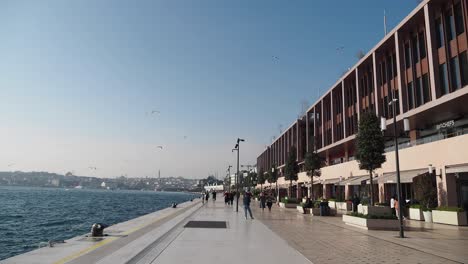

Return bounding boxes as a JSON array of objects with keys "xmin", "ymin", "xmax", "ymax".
[
  {"xmin": 266, "ymin": 192, "xmax": 274, "ymax": 212},
  {"xmin": 259, "ymin": 191, "xmax": 266, "ymax": 211}
]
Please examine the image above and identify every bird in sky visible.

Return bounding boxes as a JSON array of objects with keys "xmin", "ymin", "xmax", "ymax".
[
  {"xmin": 272, "ymin": 56, "xmax": 279, "ymax": 60},
  {"xmin": 88, "ymin": 166, "xmax": 97, "ymax": 170},
  {"xmin": 151, "ymin": 110, "xmax": 160, "ymax": 114},
  {"xmin": 7, "ymin": 163, "xmax": 14, "ymax": 167},
  {"xmin": 183, "ymin": 136, "xmax": 187, "ymax": 139},
  {"xmin": 336, "ymin": 46, "xmax": 345, "ymax": 53},
  {"xmin": 156, "ymin": 146, "xmax": 163, "ymax": 149}
]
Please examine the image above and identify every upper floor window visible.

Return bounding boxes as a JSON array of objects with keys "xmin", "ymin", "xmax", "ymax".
[
  {"xmin": 450, "ymin": 56, "xmax": 461, "ymax": 90},
  {"xmin": 405, "ymin": 43, "xmax": 412, "ymax": 68},
  {"xmin": 439, "ymin": 63, "xmax": 449, "ymax": 96},
  {"xmin": 436, "ymin": 18, "xmax": 445, "ymax": 48},
  {"xmin": 418, "ymin": 31, "xmax": 426, "ymax": 59},
  {"xmin": 455, "ymin": 2, "xmax": 465, "ymax": 36},
  {"xmin": 407, "ymin": 81, "xmax": 414, "ymax": 110},
  {"xmin": 460, "ymin": 51, "xmax": 468, "ymax": 87},
  {"xmin": 445, "ymin": 9, "xmax": 456, "ymax": 42},
  {"xmin": 412, "ymin": 35, "xmax": 420, "ymax": 64}
]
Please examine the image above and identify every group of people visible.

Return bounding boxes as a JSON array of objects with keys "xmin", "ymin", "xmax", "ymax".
[
  {"xmin": 223, "ymin": 191, "xmax": 236, "ymax": 205},
  {"xmin": 201, "ymin": 190, "xmax": 218, "ymax": 204},
  {"xmin": 257, "ymin": 190, "xmax": 275, "ymax": 212}
]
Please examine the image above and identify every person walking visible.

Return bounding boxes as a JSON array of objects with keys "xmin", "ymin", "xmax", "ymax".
[
  {"xmin": 205, "ymin": 191, "xmax": 209, "ymax": 202},
  {"xmin": 394, "ymin": 196, "xmax": 400, "ymax": 219},
  {"xmin": 259, "ymin": 191, "xmax": 266, "ymax": 211},
  {"xmin": 212, "ymin": 190, "xmax": 217, "ymax": 202},
  {"xmin": 390, "ymin": 195, "xmax": 396, "ymax": 216},
  {"xmin": 266, "ymin": 192, "xmax": 273, "ymax": 212},
  {"xmin": 230, "ymin": 191, "xmax": 235, "ymax": 205},
  {"xmin": 243, "ymin": 189, "xmax": 254, "ymax": 219}
]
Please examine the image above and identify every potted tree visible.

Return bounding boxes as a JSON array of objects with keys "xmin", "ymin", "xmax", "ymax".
[
  {"xmin": 284, "ymin": 146, "xmax": 299, "ymax": 199},
  {"xmin": 355, "ymin": 112, "xmax": 386, "ymax": 206},
  {"xmin": 257, "ymin": 168, "xmax": 266, "ymax": 192},
  {"xmin": 268, "ymin": 165, "xmax": 278, "ymax": 203},
  {"xmin": 304, "ymin": 149, "xmax": 323, "ymax": 202},
  {"xmin": 413, "ymin": 173, "xmax": 438, "ymax": 222}
]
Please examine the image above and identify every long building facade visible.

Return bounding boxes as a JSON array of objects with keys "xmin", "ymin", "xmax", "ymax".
[{"xmin": 257, "ymin": 0, "xmax": 468, "ymax": 211}]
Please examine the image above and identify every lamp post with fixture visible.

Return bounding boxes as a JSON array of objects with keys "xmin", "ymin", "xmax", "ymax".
[{"xmin": 381, "ymin": 98, "xmax": 410, "ymax": 238}]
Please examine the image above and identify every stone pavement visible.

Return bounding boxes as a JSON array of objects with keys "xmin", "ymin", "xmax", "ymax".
[
  {"xmin": 252, "ymin": 202, "xmax": 468, "ymax": 264},
  {"xmin": 144, "ymin": 199, "xmax": 311, "ymax": 264}
]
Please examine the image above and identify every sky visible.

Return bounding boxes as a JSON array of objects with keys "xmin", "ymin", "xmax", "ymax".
[{"xmin": 0, "ymin": 0, "xmax": 419, "ymax": 179}]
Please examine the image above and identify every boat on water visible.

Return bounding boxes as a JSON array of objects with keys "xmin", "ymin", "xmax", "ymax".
[{"xmin": 74, "ymin": 185, "xmax": 83, "ymax": 189}]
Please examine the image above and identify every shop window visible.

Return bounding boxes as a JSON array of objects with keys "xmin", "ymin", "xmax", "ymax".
[
  {"xmin": 454, "ymin": 2, "xmax": 465, "ymax": 36},
  {"xmin": 418, "ymin": 32, "xmax": 426, "ymax": 59},
  {"xmin": 439, "ymin": 63, "xmax": 449, "ymax": 95},
  {"xmin": 436, "ymin": 18, "xmax": 445, "ymax": 48},
  {"xmin": 460, "ymin": 52, "xmax": 468, "ymax": 86},
  {"xmin": 405, "ymin": 43, "xmax": 411, "ymax": 68},
  {"xmin": 450, "ymin": 56, "xmax": 461, "ymax": 90},
  {"xmin": 407, "ymin": 81, "xmax": 414, "ymax": 110},
  {"xmin": 445, "ymin": 9, "xmax": 456, "ymax": 42}
]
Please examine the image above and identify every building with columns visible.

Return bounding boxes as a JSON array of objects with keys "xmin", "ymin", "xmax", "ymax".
[{"xmin": 257, "ymin": 0, "xmax": 468, "ymax": 211}]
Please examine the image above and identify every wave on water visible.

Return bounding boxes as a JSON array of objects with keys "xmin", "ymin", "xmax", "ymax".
[{"xmin": 0, "ymin": 186, "xmax": 196, "ymax": 261}]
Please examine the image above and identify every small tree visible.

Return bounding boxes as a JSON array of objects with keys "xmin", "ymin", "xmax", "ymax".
[
  {"xmin": 268, "ymin": 164, "xmax": 278, "ymax": 198},
  {"xmin": 284, "ymin": 146, "xmax": 299, "ymax": 198},
  {"xmin": 250, "ymin": 171, "xmax": 257, "ymax": 188},
  {"xmin": 355, "ymin": 112, "xmax": 386, "ymax": 206},
  {"xmin": 257, "ymin": 168, "xmax": 266, "ymax": 191},
  {"xmin": 304, "ymin": 150, "xmax": 324, "ymax": 200}
]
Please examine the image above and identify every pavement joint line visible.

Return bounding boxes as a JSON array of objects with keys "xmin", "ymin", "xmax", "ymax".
[
  {"xmin": 53, "ymin": 201, "xmax": 201, "ymax": 264},
  {"xmin": 264, "ymin": 207, "xmax": 465, "ymax": 264},
  {"xmin": 311, "ymin": 216, "xmax": 465, "ymax": 264},
  {"xmin": 52, "ymin": 237, "xmax": 118, "ymax": 264},
  {"xmin": 127, "ymin": 203, "xmax": 203, "ymax": 264}
]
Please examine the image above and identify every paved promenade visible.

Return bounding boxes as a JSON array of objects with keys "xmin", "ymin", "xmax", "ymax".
[
  {"xmin": 251, "ymin": 202, "xmax": 468, "ymax": 264},
  {"xmin": 141, "ymin": 199, "xmax": 311, "ymax": 264}
]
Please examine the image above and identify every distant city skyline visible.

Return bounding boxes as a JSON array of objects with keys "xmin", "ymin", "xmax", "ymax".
[{"xmin": 0, "ymin": 0, "xmax": 418, "ymax": 178}]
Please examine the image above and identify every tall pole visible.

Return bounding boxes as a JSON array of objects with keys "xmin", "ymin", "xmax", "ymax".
[
  {"xmin": 236, "ymin": 144, "xmax": 240, "ymax": 213},
  {"xmin": 227, "ymin": 165, "xmax": 232, "ymax": 192},
  {"xmin": 392, "ymin": 99, "xmax": 404, "ymax": 238}
]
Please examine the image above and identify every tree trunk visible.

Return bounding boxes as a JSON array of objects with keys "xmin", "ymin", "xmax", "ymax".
[
  {"xmin": 275, "ymin": 182, "xmax": 278, "ymax": 203},
  {"xmin": 289, "ymin": 179, "xmax": 292, "ymax": 198},
  {"xmin": 369, "ymin": 170, "xmax": 374, "ymax": 206},
  {"xmin": 260, "ymin": 183, "xmax": 263, "ymax": 191},
  {"xmin": 310, "ymin": 176, "xmax": 314, "ymax": 200}
]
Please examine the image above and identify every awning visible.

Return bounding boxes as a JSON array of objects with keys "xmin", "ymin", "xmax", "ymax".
[
  {"xmin": 377, "ymin": 168, "xmax": 428, "ymax": 184},
  {"xmin": 336, "ymin": 175, "xmax": 368, "ymax": 186},
  {"xmin": 446, "ymin": 164, "xmax": 468, "ymax": 174},
  {"xmin": 321, "ymin": 178, "xmax": 341, "ymax": 185}
]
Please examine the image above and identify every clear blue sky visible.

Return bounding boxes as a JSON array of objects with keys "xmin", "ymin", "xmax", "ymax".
[{"xmin": 0, "ymin": 0, "xmax": 419, "ymax": 179}]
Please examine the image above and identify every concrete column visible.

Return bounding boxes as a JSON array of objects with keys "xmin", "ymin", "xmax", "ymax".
[
  {"xmin": 313, "ymin": 108, "xmax": 316, "ymax": 150},
  {"xmin": 372, "ymin": 52, "xmax": 380, "ymax": 116},
  {"xmin": 424, "ymin": 4, "xmax": 437, "ymax": 101},
  {"xmin": 394, "ymin": 31, "xmax": 405, "ymax": 114},
  {"xmin": 345, "ymin": 184, "xmax": 352, "ymax": 200},
  {"xmin": 297, "ymin": 183, "xmax": 302, "ymax": 200},
  {"xmin": 323, "ymin": 184, "xmax": 328, "ymax": 199},
  {"xmin": 378, "ymin": 183, "xmax": 386, "ymax": 203}
]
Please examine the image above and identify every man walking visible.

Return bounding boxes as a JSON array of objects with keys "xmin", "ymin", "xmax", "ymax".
[{"xmin": 243, "ymin": 189, "xmax": 254, "ymax": 220}]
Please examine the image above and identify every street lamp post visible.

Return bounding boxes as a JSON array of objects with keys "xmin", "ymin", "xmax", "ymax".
[
  {"xmin": 227, "ymin": 165, "xmax": 232, "ymax": 192},
  {"xmin": 232, "ymin": 138, "xmax": 245, "ymax": 213},
  {"xmin": 382, "ymin": 98, "xmax": 409, "ymax": 238}
]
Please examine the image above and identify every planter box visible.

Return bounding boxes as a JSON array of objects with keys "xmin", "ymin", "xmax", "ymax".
[
  {"xmin": 409, "ymin": 208, "xmax": 424, "ymax": 221},
  {"xmin": 336, "ymin": 202, "xmax": 352, "ymax": 211},
  {"xmin": 311, "ymin": 207, "xmax": 337, "ymax": 216},
  {"xmin": 432, "ymin": 210, "xmax": 467, "ymax": 226},
  {"xmin": 342, "ymin": 215, "xmax": 400, "ymax": 230},
  {"xmin": 297, "ymin": 205, "xmax": 310, "ymax": 214},
  {"xmin": 357, "ymin": 205, "xmax": 392, "ymax": 216},
  {"xmin": 328, "ymin": 201, "xmax": 336, "ymax": 209},
  {"xmin": 279, "ymin": 202, "xmax": 297, "ymax": 209}
]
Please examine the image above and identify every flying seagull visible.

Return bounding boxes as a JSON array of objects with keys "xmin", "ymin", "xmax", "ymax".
[
  {"xmin": 88, "ymin": 166, "xmax": 97, "ymax": 170},
  {"xmin": 7, "ymin": 163, "xmax": 14, "ymax": 167},
  {"xmin": 156, "ymin": 146, "xmax": 163, "ymax": 149},
  {"xmin": 183, "ymin": 136, "xmax": 187, "ymax": 139},
  {"xmin": 272, "ymin": 56, "xmax": 279, "ymax": 60},
  {"xmin": 151, "ymin": 110, "xmax": 160, "ymax": 114}
]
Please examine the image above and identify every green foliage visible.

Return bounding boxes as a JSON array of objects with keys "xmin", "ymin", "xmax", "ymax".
[
  {"xmin": 268, "ymin": 165, "xmax": 278, "ymax": 183},
  {"xmin": 410, "ymin": 204, "xmax": 422, "ymax": 209},
  {"xmin": 355, "ymin": 112, "xmax": 386, "ymax": 171},
  {"xmin": 413, "ymin": 173, "xmax": 438, "ymax": 209},
  {"xmin": 375, "ymin": 202, "xmax": 390, "ymax": 206},
  {"xmin": 435, "ymin": 206, "xmax": 464, "ymax": 212},
  {"xmin": 349, "ymin": 212, "xmax": 397, "ymax": 219},
  {"xmin": 313, "ymin": 201, "xmax": 321, "ymax": 208},
  {"xmin": 284, "ymin": 146, "xmax": 299, "ymax": 182},
  {"xmin": 304, "ymin": 151, "xmax": 323, "ymax": 178},
  {"xmin": 280, "ymin": 197, "xmax": 298, "ymax": 204},
  {"xmin": 257, "ymin": 168, "xmax": 266, "ymax": 185},
  {"xmin": 252, "ymin": 188, "xmax": 261, "ymax": 196},
  {"xmin": 360, "ymin": 198, "xmax": 369, "ymax": 206}
]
